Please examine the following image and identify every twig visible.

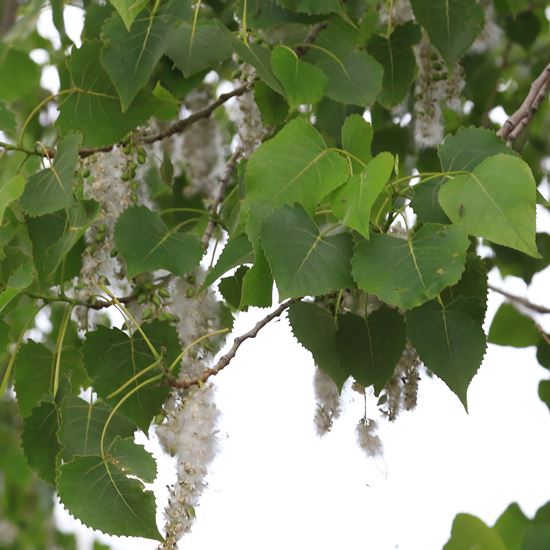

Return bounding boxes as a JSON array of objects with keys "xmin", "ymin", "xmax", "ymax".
[
  {"xmin": 295, "ymin": 22, "xmax": 329, "ymax": 57},
  {"xmin": 201, "ymin": 148, "xmax": 243, "ymax": 249},
  {"xmin": 142, "ymin": 83, "xmax": 251, "ymax": 145},
  {"xmin": 488, "ymin": 284, "xmax": 550, "ymax": 314},
  {"xmin": 497, "ymin": 60, "xmax": 550, "ymax": 144},
  {"xmin": 0, "ymin": 84, "xmax": 251, "ymax": 159},
  {"xmin": 169, "ymin": 297, "xmax": 301, "ymax": 389}
]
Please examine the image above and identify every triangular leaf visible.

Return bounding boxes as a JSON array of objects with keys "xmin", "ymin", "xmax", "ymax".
[
  {"xmin": 115, "ymin": 205, "xmax": 203, "ymax": 279},
  {"xmin": 409, "ymin": 0, "xmax": 485, "ymax": 66},
  {"xmin": 167, "ymin": 20, "xmax": 232, "ymax": 77},
  {"xmin": 108, "ymin": 0, "xmax": 148, "ymax": 31},
  {"xmin": 341, "ymin": 114, "xmax": 373, "ymax": 173},
  {"xmin": 488, "ymin": 303, "xmax": 540, "ymax": 348},
  {"xmin": 261, "ymin": 204, "xmax": 354, "ymax": 299},
  {"xmin": 58, "ymin": 455, "xmax": 162, "ymax": 540},
  {"xmin": 245, "ymin": 118, "xmax": 349, "ymax": 216},
  {"xmin": 101, "ymin": 1, "xmax": 182, "ymax": 111},
  {"xmin": 20, "ymin": 133, "xmax": 81, "ymax": 216},
  {"xmin": 439, "ymin": 154, "xmax": 539, "ymax": 257},
  {"xmin": 352, "ymin": 224, "xmax": 470, "ymax": 309},
  {"xmin": 57, "ymin": 41, "xmax": 158, "ymax": 147},
  {"xmin": 368, "ymin": 22, "xmax": 421, "ymax": 108},
  {"xmin": 0, "ymin": 175, "xmax": 25, "ymax": 225},
  {"xmin": 203, "ymin": 234, "xmax": 254, "ymax": 288},
  {"xmin": 271, "ymin": 45, "xmax": 327, "ymax": 107}
]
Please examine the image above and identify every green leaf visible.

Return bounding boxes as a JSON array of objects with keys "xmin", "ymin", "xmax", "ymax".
[
  {"xmin": 0, "ymin": 262, "xmax": 34, "ymax": 313},
  {"xmin": 59, "ymin": 395, "xmax": 136, "ymax": 461},
  {"xmin": 352, "ymin": 224, "xmax": 470, "ymax": 309},
  {"xmin": 231, "ymin": 39, "xmax": 284, "ymax": 94},
  {"xmin": 20, "ymin": 133, "xmax": 81, "ymax": 216},
  {"xmin": 275, "ymin": 0, "xmax": 344, "ymax": 14},
  {"xmin": 254, "ymin": 81, "xmax": 289, "ymax": 125},
  {"xmin": 331, "ymin": 152, "xmax": 394, "ymax": 238},
  {"xmin": 406, "ymin": 296, "xmax": 486, "ymax": 408},
  {"xmin": 409, "ymin": 0, "xmax": 485, "ymax": 66},
  {"xmin": 203, "ymin": 234, "xmax": 254, "ymax": 287},
  {"xmin": 219, "ymin": 266, "xmax": 249, "ymax": 310},
  {"xmin": 439, "ymin": 127, "xmax": 513, "ymax": 173},
  {"xmin": 82, "ymin": 321, "xmax": 180, "ymax": 431},
  {"xmin": 108, "ymin": 437, "xmax": 156, "ymax": 483},
  {"xmin": 539, "ymin": 380, "xmax": 550, "ymax": 412},
  {"xmin": 14, "ymin": 341, "xmax": 54, "ymax": 417},
  {"xmin": 167, "ymin": 20, "xmax": 232, "ymax": 77},
  {"xmin": 488, "ymin": 303, "xmax": 540, "ymax": 348},
  {"xmin": 57, "ymin": 41, "xmax": 158, "ymax": 147},
  {"xmin": 368, "ymin": 22, "xmax": 421, "ymax": 108},
  {"xmin": 0, "ymin": 102, "xmax": 16, "ymax": 133},
  {"xmin": 101, "ymin": 1, "xmax": 182, "ymax": 111},
  {"xmin": 288, "ymin": 301, "xmax": 347, "ymax": 389},
  {"xmin": 245, "ymin": 118, "xmax": 349, "ymax": 216},
  {"xmin": 108, "ymin": 0, "xmax": 148, "ymax": 31},
  {"xmin": 494, "ymin": 503, "xmax": 529, "ymax": 550},
  {"xmin": 261, "ymin": 205, "xmax": 354, "ymax": 299},
  {"xmin": 240, "ymin": 247, "xmax": 274, "ymax": 308},
  {"xmin": 115, "ymin": 206, "xmax": 203, "ymax": 279},
  {"xmin": 0, "ymin": 175, "xmax": 25, "ymax": 225},
  {"xmin": 439, "ymin": 154, "xmax": 539, "ymax": 257},
  {"xmin": 27, "ymin": 200, "xmax": 98, "ymax": 286},
  {"xmin": 0, "ymin": 45, "xmax": 41, "ymax": 102},
  {"xmin": 444, "ymin": 513, "xmax": 507, "ymax": 550},
  {"xmin": 288, "ymin": 301, "xmax": 405, "ymax": 392},
  {"xmin": 316, "ymin": 51, "xmax": 383, "ymax": 107},
  {"xmin": 537, "ymin": 339, "xmax": 550, "ymax": 369},
  {"xmin": 21, "ymin": 401, "xmax": 60, "ymax": 485},
  {"xmin": 411, "ymin": 179, "xmax": 450, "ymax": 224},
  {"xmin": 341, "ymin": 114, "xmax": 373, "ymax": 173},
  {"xmin": 271, "ymin": 45, "xmax": 327, "ymax": 107},
  {"xmin": 58, "ymin": 455, "xmax": 162, "ymax": 540},
  {"xmin": 336, "ymin": 306, "xmax": 406, "ymax": 394}
]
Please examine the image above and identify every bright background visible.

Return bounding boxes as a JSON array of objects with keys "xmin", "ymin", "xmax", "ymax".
[{"xmin": 29, "ymin": 7, "xmax": 550, "ymax": 550}]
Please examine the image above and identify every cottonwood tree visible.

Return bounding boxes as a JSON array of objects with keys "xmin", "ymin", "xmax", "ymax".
[{"xmin": 0, "ymin": 0, "xmax": 549, "ymax": 547}]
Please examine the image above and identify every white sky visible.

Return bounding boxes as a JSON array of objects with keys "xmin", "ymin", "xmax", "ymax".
[{"xmin": 31, "ymin": 8, "xmax": 550, "ymax": 550}]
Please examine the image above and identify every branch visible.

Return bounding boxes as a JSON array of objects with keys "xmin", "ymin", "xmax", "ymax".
[
  {"xmin": 200, "ymin": 148, "xmax": 243, "ymax": 249},
  {"xmin": 497, "ymin": 60, "xmax": 550, "ymax": 144},
  {"xmin": 0, "ymin": 83, "xmax": 252, "ymax": 159},
  {"xmin": 488, "ymin": 284, "xmax": 550, "ymax": 314},
  {"xmin": 169, "ymin": 297, "xmax": 301, "ymax": 390},
  {"xmin": 295, "ymin": 22, "xmax": 329, "ymax": 57}
]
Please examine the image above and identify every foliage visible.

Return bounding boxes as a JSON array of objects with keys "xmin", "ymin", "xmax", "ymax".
[{"xmin": 0, "ymin": 0, "xmax": 549, "ymax": 548}]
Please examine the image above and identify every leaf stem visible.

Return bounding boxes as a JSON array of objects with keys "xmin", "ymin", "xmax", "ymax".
[{"xmin": 52, "ymin": 305, "xmax": 73, "ymax": 398}]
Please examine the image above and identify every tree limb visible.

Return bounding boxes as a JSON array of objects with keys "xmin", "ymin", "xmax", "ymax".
[
  {"xmin": 488, "ymin": 284, "xmax": 550, "ymax": 314},
  {"xmin": 497, "ymin": 60, "xmax": 550, "ymax": 144},
  {"xmin": 169, "ymin": 298, "xmax": 301, "ymax": 390}
]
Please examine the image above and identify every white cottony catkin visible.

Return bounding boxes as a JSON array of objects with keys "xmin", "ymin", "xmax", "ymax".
[
  {"xmin": 356, "ymin": 418, "xmax": 383, "ymax": 458},
  {"xmin": 379, "ymin": 0, "xmax": 413, "ymax": 26},
  {"xmin": 159, "ymin": 384, "xmax": 220, "ymax": 549},
  {"xmin": 413, "ymin": 35, "xmax": 464, "ymax": 148},
  {"xmin": 313, "ymin": 367, "xmax": 341, "ymax": 435}
]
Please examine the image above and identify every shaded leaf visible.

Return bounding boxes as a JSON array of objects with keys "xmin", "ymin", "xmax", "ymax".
[
  {"xmin": 0, "ymin": 262, "xmax": 34, "ymax": 313},
  {"xmin": 108, "ymin": 437, "xmax": 156, "ymax": 483},
  {"xmin": 57, "ymin": 41, "xmax": 158, "ymax": 147},
  {"xmin": 101, "ymin": 1, "xmax": 183, "ymax": 111},
  {"xmin": 368, "ymin": 22, "xmax": 421, "ymax": 107},
  {"xmin": 115, "ymin": 206, "xmax": 203, "ymax": 279},
  {"xmin": 59, "ymin": 395, "xmax": 136, "ymax": 460},
  {"xmin": 0, "ymin": 175, "xmax": 25, "ymax": 225},
  {"xmin": 108, "ymin": 0, "xmax": 148, "ymax": 31},
  {"xmin": 203, "ymin": 234, "xmax": 254, "ymax": 287},
  {"xmin": 167, "ymin": 20, "xmax": 232, "ymax": 77},
  {"xmin": 20, "ymin": 133, "xmax": 81, "ymax": 216},
  {"xmin": 488, "ymin": 303, "xmax": 540, "ymax": 348},
  {"xmin": 275, "ymin": 0, "xmax": 344, "ymax": 14},
  {"xmin": 352, "ymin": 224, "xmax": 470, "ymax": 309},
  {"xmin": 58, "ymin": 456, "xmax": 162, "ymax": 540},
  {"xmin": 261, "ymin": 205, "xmax": 354, "ymax": 299},
  {"xmin": 21, "ymin": 401, "xmax": 60, "ymax": 484},
  {"xmin": 410, "ymin": 0, "xmax": 485, "ymax": 66},
  {"xmin": 0, "ymin": 102, "xmax": 16, "ymax": 133}
]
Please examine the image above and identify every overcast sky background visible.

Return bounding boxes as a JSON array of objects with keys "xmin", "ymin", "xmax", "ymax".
[{"xmin": 28, "ymin": 7, "xmax": 550, "ymax": 549}]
